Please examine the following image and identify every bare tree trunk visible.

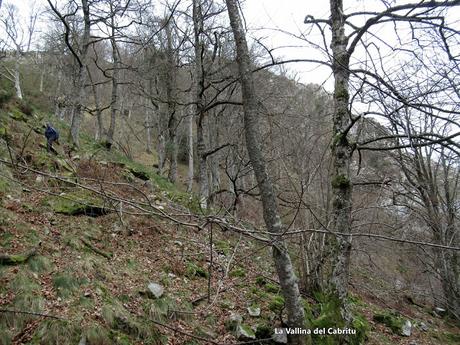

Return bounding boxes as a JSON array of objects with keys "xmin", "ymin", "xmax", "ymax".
[
  {"xmin": 225, "ymin": 1, "xmax": 307, "ymax": 344},
  {"xmin": 39, "ymin": 68, "xmax": 45, "ymax": 93},
  {"xmin": 164, "ymin": 19, "xmax": 178, "ymax": 183},
  {"xmin": 54, "ymin": 70, "xmax": 63, "ymax": 118},
  {"xmin": 187, "ymin": 107, "xmax": 194, "ymax": 192},
  {"xmin": 193, "ymin": 0, "xmax": 209, "ymax": 209},
  {"xmin": 69, "ymin": 0, "xmax": 90, "ymax": 148},
  {"xmin": 14, "ymin": 50, "xmax": 22, "ymax": 99},
  {"xmin": 145, "ymin": 98, "xmax": 153, "ymax": 154},
  {"xmin": 87, "ymin": 66, "xmax": 103, "ymax": 141},
  {"xmin": 329, "ymin": 0, "xmax": 354, "ymax": 330},
  {"xmin": 107, "ymin": 10, "xmax": 119, "ymax": 148}
]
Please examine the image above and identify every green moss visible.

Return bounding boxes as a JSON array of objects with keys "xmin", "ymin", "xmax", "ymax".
[
  {"xmin": 8, "ymin": 107, "xmax": 27, "ymax": 122},
  {"xmin": 186, "ymin": 262, "xmax": 208, "ymax": 278},
  {"xmin": 373, "ymin": 311, "xmax": 405, "ymax": 335},
  {"xmin": 331, "ymin": 174, "xmax": 350, "ymax": 189},
  {"xmin": 307, "ymin": 293, "xmax": 369, "ymax": 345},
  {"xmin": 44, "ymin": 190, "xmax": 109, "ymax": 216},
  {"xmin": 335, "ymin": 85, "xmax": 349, "ymax": 100},
  {"xmin": 229, "ymin": 267, "xmax": 246, "ymax": 278}
]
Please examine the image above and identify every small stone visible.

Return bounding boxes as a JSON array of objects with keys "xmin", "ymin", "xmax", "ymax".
[
  {"xmin": 434, "ymin": 307, "xmax": 447, "ymax": 316},
  {"xmin": 35, "ymin": 175, "xmax": 44, "ymax": 183},
  {"xmin": 146, "ymin": 282, "xmax": 164, "ymax": 299},
  {"xmin": 419, "ymin": 322, "xmax": 428, "ymax": 332},
  {"xmin": 401, "ymin": 320, "xmax": 412, "ymax": 336},
  {"xmin": 247, "ymin": 306, "xmax": 261, "ymax": 317}
]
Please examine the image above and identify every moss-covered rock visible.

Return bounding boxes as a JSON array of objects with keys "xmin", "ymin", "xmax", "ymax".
[
  {"xmin": 373, "ymin": 311, "xmax": 406, "ymax": 335},
  {"xmin": 44, "ymin": 190, "xmax": 109, "ymax": 216}
]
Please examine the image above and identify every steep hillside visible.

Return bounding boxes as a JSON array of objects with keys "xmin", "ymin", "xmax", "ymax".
[{"xmin": 0, "ymin": 97, "xmax": 459, "ymax": 345}]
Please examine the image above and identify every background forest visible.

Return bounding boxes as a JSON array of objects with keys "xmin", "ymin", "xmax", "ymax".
[{"xmin": 0, "ymin": 0, "xmax": 459, "ymax": 344}]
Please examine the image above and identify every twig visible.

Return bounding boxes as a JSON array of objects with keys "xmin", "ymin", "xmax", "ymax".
[{"xmin": 0, "ymin": 308, "xmax": 65, "ymax": 320}]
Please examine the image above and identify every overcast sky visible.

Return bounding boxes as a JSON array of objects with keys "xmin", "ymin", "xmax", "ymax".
[{"xmin": 4, "ymin": 0, "xmax": 460, "ymax": 91}]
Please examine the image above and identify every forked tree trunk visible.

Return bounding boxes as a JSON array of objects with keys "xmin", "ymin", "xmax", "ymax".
[{"xmin": 225, "ymin": 1, "xmax": 308, "ymax": 344}]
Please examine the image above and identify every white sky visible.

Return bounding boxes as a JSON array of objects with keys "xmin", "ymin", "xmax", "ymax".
[{"xmin": 4, "ymin": 0, "xmax": 460, "ymax": 92}]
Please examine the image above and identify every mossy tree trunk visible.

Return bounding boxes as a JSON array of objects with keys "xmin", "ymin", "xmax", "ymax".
[
  {"xmin": 329, "ymin": 0, "xmax": 354, "ymax": 333},
  {"xmin": 225, "ymin": 1, "xmax": 308, "ymax": 344}
]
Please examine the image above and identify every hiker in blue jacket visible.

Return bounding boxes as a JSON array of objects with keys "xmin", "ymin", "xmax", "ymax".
[{"xmin": 44, "ymin": 124, "xmax": 59, "ymax": 154}]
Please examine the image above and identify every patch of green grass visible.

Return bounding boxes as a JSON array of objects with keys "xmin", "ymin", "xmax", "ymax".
[
  {"xmin": 52, "ymin": 273, "xmax": 84, "ymax": 298},
  {"xmin": 0, "ymin": 231, "xmax": 13, "ymax": 248},
  {"xmin": 28, "ymin": 255, "xmax": 53, "ymax": 273},
  {"xmin": 264, "ymin": 282, "xmax": 280, "ymax": 293},
  {"xmin": 432, "ymin": 331, "xmax": 460, "ymax": 344},
  {"xmin": 268, "ymin": 295, "xmax": 284, "ymax": 314},
  {"xmin": 31, "ymin": 319, "xmax": 81, "ymax": 345},
  {"xmin": 85, "ymin": 323, "xmax": 112, "ymax": 345},
  {"xmin": 215, "ymin": 240, "xmax": 231, "ymax": 255}
]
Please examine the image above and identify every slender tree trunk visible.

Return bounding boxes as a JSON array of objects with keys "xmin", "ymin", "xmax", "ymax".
[
  {"xmin": 107, "ymin": 11, "xmax": 119, "ymax": 148},
  {"xmin": 87, "ymin": 66, "xmax": 103, "ymax": 141},
  {"xmin": 193, "ymin": 0, "xmax": 209, "ymax": 208},
  {"xmin": 69, "ymin": 0, "xmax": 90, "ymax": 147},
  {"xmin": 329, "ymin": 0, "xmax": 354, "ymax": 331},
  {"xmin": 14, "ymin": 49, "xmax": 22, "ymax": 99},
  {"xmin": 39, "ymin": 68, "xmax": 45, "ymax": 93},
  {"xmin": 164, "ymin": 19, "xmax": 178, "ymax": 183},
  {"xmin": 187, "ymin": 107, "xmax": 194, "ymax": 192},
  {"xmin": 146, "ymin": 98, "xmax": 153, "ymax": 154},
  {"xmin": 54, "ymin": 70, "xmax": 63, "ymax": 118},
  {"xmin": 225, "ymin": 1, "xmax": 307, "ymax": 344}
]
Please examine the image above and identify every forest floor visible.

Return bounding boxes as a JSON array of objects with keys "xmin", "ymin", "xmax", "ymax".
[{"xmin": 0, "ymin": 100, "xmax": 459, "ymax": 345}]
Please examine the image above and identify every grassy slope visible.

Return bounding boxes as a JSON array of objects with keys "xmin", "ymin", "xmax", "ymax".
[{"xmin": 0, "ymin": 95, "xmax": 459, "ymax": 344}]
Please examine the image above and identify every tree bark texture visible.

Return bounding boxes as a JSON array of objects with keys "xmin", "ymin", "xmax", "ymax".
[
  {"xmin": 329, "ymin": 0, "xmax": 354, "ymax": 330},
  {"xmin": 225, "ymin": 1, "xmax": 307, "ymax": 344}
]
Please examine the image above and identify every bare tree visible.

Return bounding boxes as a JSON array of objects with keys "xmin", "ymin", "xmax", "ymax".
[
  {"xmin": 225, "ymin": 1, "xmax": 308, "ymax": 344},
  {"xmin": 0, "ymin": 2, "xmax": 39, "ymax": 99},
  {"xmin": 47, "ymin": 0, "xmax": 91, "ymax": 148}
]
